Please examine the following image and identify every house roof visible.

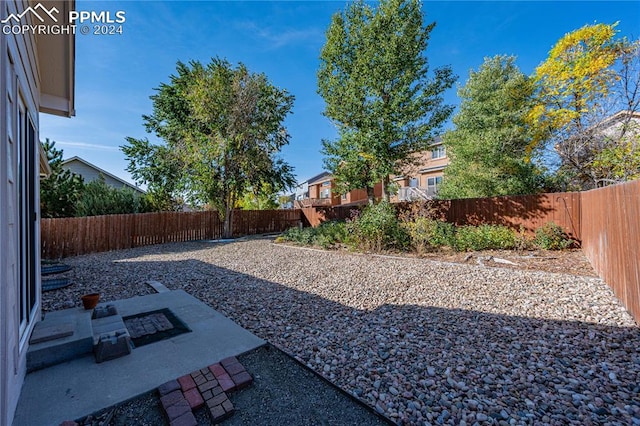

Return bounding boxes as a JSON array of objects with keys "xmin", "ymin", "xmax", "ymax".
[
  {"xmin": 429, "ymin": 135, "xmax": 443, "ymax": 146},
  {"xmin": 419, "ymin": 164, "xmax": 447, "ymax": 174},
  {"xmin": 307, "ymin": 172, "xmax": 333, "ymax": 186},
  {"xmin": 574, "ymin": 110, "xmax": 640, "ymax": 136},
  {"xmin": 38, "ymin": 144, "xmax": 52, "ymax": 178},
  {"xmin": 36, "ymin": 0, "xmax": 75, "ymax": 117},
  {"xmin": 61, "ymin": 156, "xmax": 145, "ymax": 193}
]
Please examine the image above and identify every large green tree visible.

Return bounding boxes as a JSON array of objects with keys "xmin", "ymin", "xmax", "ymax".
[
  {"xmin": 318, "ymin": 0, "xmax": 456, "ymax": 203},
  {"xmin": 528, "ymin": 23, "xmax": 631, "ymax": 189},
  {"xmin": 123, "ymin": 58, "xmax": 296, "ymax": 237},
  {"xmin": 438, "ymin": 55, "xmax": 544, "ymax": 199},
  {"xmin": 121, "ymin": 137, "xmax": 183, "ymax": 211},
  {"xmin": 40, "ymin": 139, "xmax": 84, "ymax": 218},
  {"xmin": 74, "ymin": 177, "xmax": 150, "ymax": 217}
]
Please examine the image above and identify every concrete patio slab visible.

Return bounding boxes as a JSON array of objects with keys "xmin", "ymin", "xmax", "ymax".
[{"xmin": 13, "ymin": 290, "xmax": 265, "ymax": 426}]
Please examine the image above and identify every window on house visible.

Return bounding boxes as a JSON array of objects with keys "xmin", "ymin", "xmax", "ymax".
[
  {"xmin": 320, "ymin": 188, "xmax": 330, "ymax": 199},
  {"xmin": 321, "ymin": 181, "xmax": 331, "ymax": 187},
  {"xmin": 431, "ymin": 145, "xmax": 446, "ymax": 159},
  {"xmin": 16, "ymin": 91, "xmax": 38, "ymax": 341},
  {"xmin": 342, "ymin": 193, "xmax": 347, "ymax": 200},
  {"xmin": 427, "ymin": 176, "xmax": 443, "ymax": 191},
  {"xmin": 409, "ymin": 178, "xmax": 419, "ymax": 187}
]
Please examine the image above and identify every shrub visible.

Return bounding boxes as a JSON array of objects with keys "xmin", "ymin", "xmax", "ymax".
[
  {"xmin": 514, "ymin": 226, "xmax": 536, "ymax": 251},
  {"xmin": 314, "ymin": 220, "xmax": 349, "ymax": 249},
  {"xmin": 278, "ymin": 220, "xmax": 348, "ymax": 249},
  {"xmin": 454, "ymin": 224, "xmax": 516, "ymax": 251},
  {"xmin": 347, "ymin": 202, "xmax": 409, "ymax": 251},
  {"xmin": 279, "ymin": 226, "xmax": 315, "ymax": 245},
  {"xmin": 534, "ymin": 222, "xmax": 573, "ymax": 250},
  {"xmin": 75, "ymin": 178, "xmax": 150, "ymax": 217},
  {"xmin": 402, "ymin": 216, "xmax": 455, "ymax": 253}
]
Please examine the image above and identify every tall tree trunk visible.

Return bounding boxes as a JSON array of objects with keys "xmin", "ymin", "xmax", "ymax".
[
  {"xmin": 223, "ymin": 204, "xmax": 234, "ymax": 239},
  {"xmin": 367, "ymin": 186, "xmax": 375, "ymax": 205},
  {"xmin": 382, "ymin": 176, "xmax": 391, "ymax": 202}
]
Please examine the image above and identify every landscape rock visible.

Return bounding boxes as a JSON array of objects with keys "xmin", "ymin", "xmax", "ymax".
[{"xmin": 43, "ymin": 237, "xmax": 640, "ymax": 425}]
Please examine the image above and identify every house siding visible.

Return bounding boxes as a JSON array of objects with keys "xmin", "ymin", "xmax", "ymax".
[
  {"xmin": 63, "ymin": 159, "xmax": 122, "ymax": 187},
  {"xmin": 1, "ymin": 2, "xmax": 44, "ymax": 424},
  {"xmin": 62, "ymin": 158, "xmax": 144, "ymax": 194}
]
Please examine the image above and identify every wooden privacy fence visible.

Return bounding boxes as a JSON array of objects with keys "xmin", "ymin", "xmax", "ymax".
[
  {"xmin": 41, "ymin": 209, "xmax": 302, "ymax": 259},
  {"xmin": 580, "ymin": 179, "xmax": 640, "ymax": 325},
  {"xmin": 431, "ymin": 192, "xmax": 582, "ymax": 239},
  {"xmin": 301, "ymin": 192, "xmax": 582, "ymax": 239}
]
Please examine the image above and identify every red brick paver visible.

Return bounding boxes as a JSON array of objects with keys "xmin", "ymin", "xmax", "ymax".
[
  {"xmin": 169, "ymin": 411, "xmax": 197, "ymax": 426},
  {"xmin": 159, "ymin": 355, "xmax": 251, "ymax": 425},
  {"xmin": 166, "ymin": 399, "xmax": 190, "ymax": 420},
  {"xmin": 160, "ymin": 390, "xmax": 184, "ymax": 409},
  {"xmin": 220, "ymin": 356, "xmax": 239, "ymax": 369},
  {"xmin": 218, "ymin": 375, "xmax": 236, "ymax": 392},
  {"xmin": 178, "ymin": 374, "xmax": 196, "ymax": 392},
  {"xmin": 231, "ymin": 371, "xmax": 253, "ymax": 390},
  {"xmin": 223, "ymin": 361, "xmax": 245, "ymax": 376},
  {"xmin": 209, "ymin": 363, "xmax": 226, "ymax": 378},
  {"xmin": 183, "ymin": 387, "xmax": 204, "ymax": 409},
  {"xmin": 158, "ymin": 380, "xmax": 181, "ymax": 396}
]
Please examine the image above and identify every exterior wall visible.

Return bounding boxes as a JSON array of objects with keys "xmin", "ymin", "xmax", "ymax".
[
  {"xmin": 341, "ymin": 188, "xmax": 368, "ymax": 205},
  {"xmin": 307, "ymin": 177, "xmax": 340, "ymax": 206},
  {"xmin": 308, "ymin": 182, "xmax": 320, "ymax": 199},
  {"xmin": 1, "ymin": 1, "xmax": 43, "ymax": 423}
]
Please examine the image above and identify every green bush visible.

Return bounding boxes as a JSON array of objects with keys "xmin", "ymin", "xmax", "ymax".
[
  {"xmin": 454, "ymin": 224, "xmax": 516, "ymax": 252},
  {"xmin": 514, "ymin": 226, "xmax": 536, "ymax": 251},
  {"xmin": 347, "ymin": 202, "xmax": 409, "ymax": 251},
  {"xmin": 534, "ymin": 222, "xmax": 573, "ymax": 250},
  {"xmin": 279, "ymin": 209, "xmax": 574, "ymax": 254},
  {"xmin": 74, "ymin": 178, "xmax": 151, "ymax": 217},
  {"xmin": 402, "ymin": 217, "xmax": 455, "ymax": 253},
  {"xmin": 314, "ymin": 220, "xmax": 349, "ymax": 249},
  {"xmin": 278, "ymin": 220, "xmax": 348, "ymax": 249},
  {"xmin": 279, "ymin": 226, "xmax": 315, "ymax": 245}
]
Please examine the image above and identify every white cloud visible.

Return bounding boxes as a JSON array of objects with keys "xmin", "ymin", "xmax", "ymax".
[
  {"xmin": 55, "ymin": 141, "xmax": 120, "ymax": 152},
  {"xmin": 235, "ymin": 21, "xmax": 323, "ymax": 49}
]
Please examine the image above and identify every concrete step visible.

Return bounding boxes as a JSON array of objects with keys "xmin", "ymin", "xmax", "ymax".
[
  {"xmin": 27, "ymin": 304, "xmax": 134, "ymax": 370},
  {"xmin": 27, "ymin": 308, "xmax": 94, "ymax": 372},
  {"xmin": 91, "ymin": 306, "xmax": 132, "ymax": 363}
]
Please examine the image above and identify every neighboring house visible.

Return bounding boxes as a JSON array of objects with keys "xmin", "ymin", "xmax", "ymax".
[
  {"xmin": 1, "ymin": 1, "xmax": 75, "ymax": 424},
  {"xmin": 393, "ymin": 137, "xmax": 449, "ymax": 201},
  {"xmin": 591, "ymin": 110, "xmax": 640, "ymax": 187},
  {"xmin": 292, "ymin": 171, "xmax": 333, "ymax": 207},
  {"xmin": 295, "ymin": 138, "xmax": 450, "ymax": 207},
  {"xmin": 61, "ymin": 156, "xmax": 145, "ymax": 194},
  {"xmin": 592, "ymin": 110, "xmax": 640, "ymax": 140}
]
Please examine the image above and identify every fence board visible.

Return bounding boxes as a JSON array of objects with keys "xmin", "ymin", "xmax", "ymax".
[
  {"xmin": 42, "ymin": 209, "xmax": 304, "ymax": 259},
  {"xmin": 581, "ymin": 180, "xmax": 640, "ymax": 324},
  {"xmin": 429, "ymin": 192, "xmax": 582, "ymax": 239}
]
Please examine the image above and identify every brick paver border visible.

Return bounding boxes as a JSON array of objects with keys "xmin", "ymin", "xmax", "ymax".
[{"xmin": 157, "ymin": 355, "xmax": 253, "ymax": 425}]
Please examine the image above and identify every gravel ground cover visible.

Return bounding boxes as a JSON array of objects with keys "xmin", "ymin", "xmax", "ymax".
[{"xmin": 45, "ymin": 237, "xmax": 640, "ymax": 425}]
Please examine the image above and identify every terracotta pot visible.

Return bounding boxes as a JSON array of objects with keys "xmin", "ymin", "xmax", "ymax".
[{"xmin": 81, "ymin": 293, "xmax": 100, "ymax": 310}]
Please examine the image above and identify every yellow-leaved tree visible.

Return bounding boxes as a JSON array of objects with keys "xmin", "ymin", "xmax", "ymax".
[{"xmin": 528, "ymin": 23, "xmax": 635, "ymax": 190}]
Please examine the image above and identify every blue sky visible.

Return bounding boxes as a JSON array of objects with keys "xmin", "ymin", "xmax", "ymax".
[{"xmin": 40, "ymin": 0, "xmax": 640, "ymax": 186}]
